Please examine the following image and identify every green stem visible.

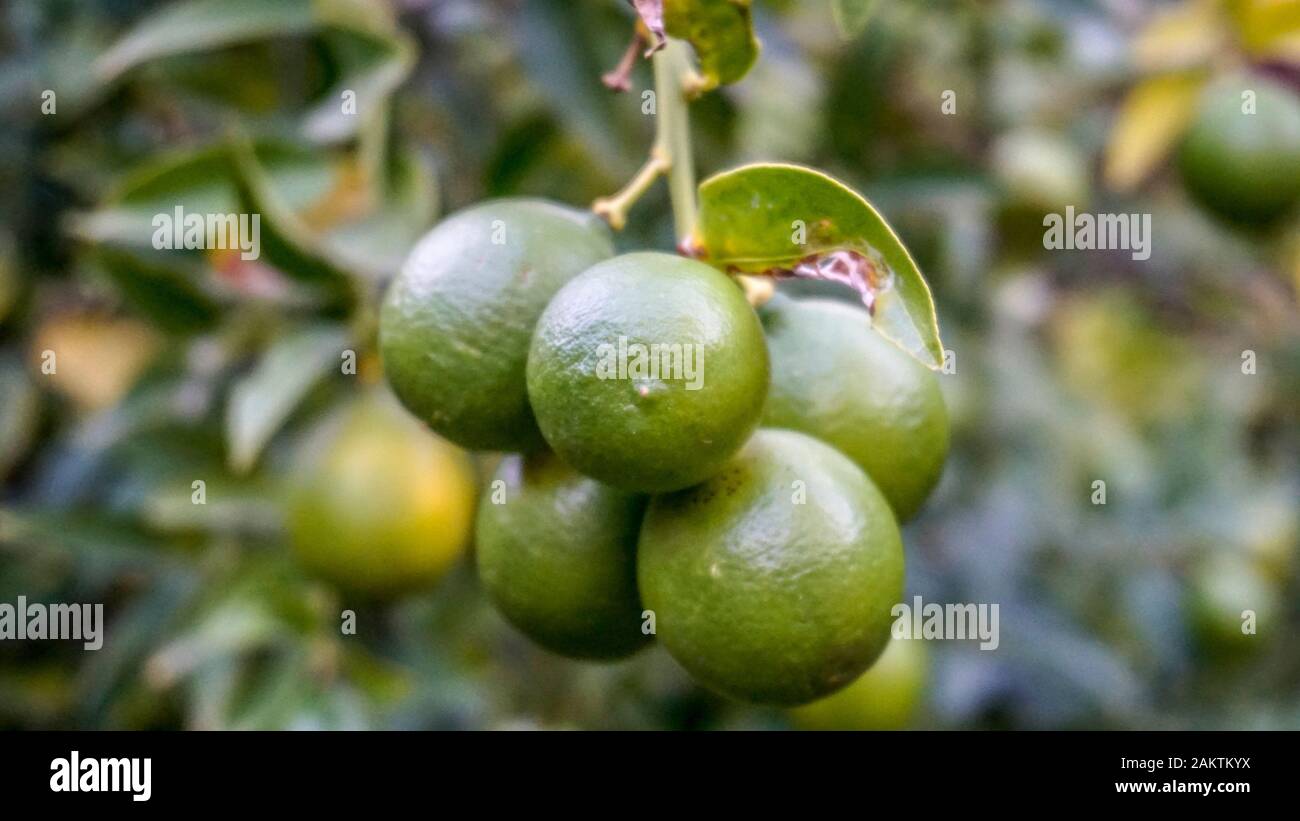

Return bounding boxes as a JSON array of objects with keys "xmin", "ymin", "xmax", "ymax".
[
  {"xmin": 592, "ymin": 148, "xmax": 671, "ymax": 230},
  {"xmin": 653, "ymin": 39, "xmax": 697, "ymax": 245}
]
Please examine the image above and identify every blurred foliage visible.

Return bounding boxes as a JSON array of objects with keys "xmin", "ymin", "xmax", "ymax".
[{"xmin": 1, "ymin": 0, "xmax": 1298, "ymax": 730}]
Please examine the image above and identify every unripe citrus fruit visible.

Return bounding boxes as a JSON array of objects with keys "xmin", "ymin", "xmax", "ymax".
[
  {"xmin": 1179, "ymin": 74, "xmax": 1300, "ymax": 227},
  {"xmin": 380, "ymin": 198, "xmax": 614, "ymax": 451},
  {"xmin": 527, "ymin": 252, "xmax": 769, "ymax": 493},
  {"xmin": 638, "ymin": 429, "xmax": 904, "ymax": 705},
  {"xmin": 760, "ymin": 295, "xmax": 949, "ymax": 522},
  {"xmin": 476, "ymin": 451, "xmax": 651, "ymax": 660},
  {"xmin": 788, "ymin": 635, "xmax": 928, "ymax": 730},
  {"xmin": 286, "ymin": 391, "xmax": 476, "ymax": 595}
]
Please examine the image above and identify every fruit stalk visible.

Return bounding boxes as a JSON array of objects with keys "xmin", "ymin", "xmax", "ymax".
[
  {"xmin": 592, "ymin": 38, "xmax": 698, "ymax": 238},
  {"xmin": 654, "ymin": 38, "xmax": 698, "ymax": 244},
  {"xmin": 593, "ymin": 39, "xmax": 773, "ymax": 307}
]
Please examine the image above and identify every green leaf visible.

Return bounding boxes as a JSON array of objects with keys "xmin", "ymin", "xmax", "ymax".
[
  {"xmin": 73, "ymin": 136, "xmax": 431, "ymax": 297},
  {"xmin": 147, "ymin": 600, "xmax": 284, "ymax": 686},
  {"xmin": 69, "ymin": 141, "xmax": 335, "ymax": 251},
  {"xmin": 94, "ymin": 248, "xmax": 222, "ymax": 335},
  {"xmin": 93, "ymin": 0, "xmax": 319, "ymax": 84},
  {"xmin": 831, "ymin": 0, "xmax": 882, "ymax": 39},
  {"xmin": 518, "ymin": 0, "xmax": 638, "ymax": 182},
  {"xmin": 92, "ymin": 0, "xmax": 413, "ymax": 142},
  {"xmin": 226, "ymin": 323, "xmax": 350, "ymax": 473},
  {"xmin": 0, "ymin": 356, "xmax": 41, "ymax": 480},
  {"xmin": 0, "ymin": 508, "xmax": 190, "ymax": 573},
  {"xmin": 301, "ymin": 31, "xmax": 418, "ymax": 144},
  {"xmin": 228, "ymin": 137, "xmax": 356, "ymax": 299},
  {"xmin": 70, "ymin": 146, "xmax": 248, "ymax": 248},
  {"xmin": 693, "ymin": 163, "xmax": 943, "ymax": 368},
  {"xmin": 663, "ymin": 0, "xmax": 760, "ymax": 93},
  {"xmin": 77, "ymin": 574, "xmax": 199, "ymax": 726},
  {"xmin": 321, "ymin": 147, "xmax": 440, "ymax": 280},
  {"xmin": 68, "ymin": 141, "xmax": 339, "ymax": 328}
]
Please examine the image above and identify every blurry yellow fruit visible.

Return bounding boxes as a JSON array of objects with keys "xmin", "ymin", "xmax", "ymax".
[
  {"xmin": 788, "ymin": 636, "xmax": 929, "ymax": 730},
  {"xmin": 1053, "ymin": 290, "xmax": 1200, "ymax": 424},
  {"xmin": 286, "ymin": 391, "xmax": 477, "ymax": 596},
  {"xmin": 29, "ymin": 315, "xmax": 159, "ymax": 411}
]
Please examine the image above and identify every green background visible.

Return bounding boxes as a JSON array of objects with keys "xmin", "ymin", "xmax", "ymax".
[{"xmin": 1, "ymin": 0, "xmax": 1298, "ymax": 730}]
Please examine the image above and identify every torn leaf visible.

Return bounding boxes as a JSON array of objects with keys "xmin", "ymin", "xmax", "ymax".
[{"xmin": 692, "ymin": 163, "xmax": 943, "ymax": 368}]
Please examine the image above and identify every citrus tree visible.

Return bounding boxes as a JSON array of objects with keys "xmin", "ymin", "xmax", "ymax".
[{"xmin": 2, "ymin": 0, "xmax": 1298, "ymax": 730}]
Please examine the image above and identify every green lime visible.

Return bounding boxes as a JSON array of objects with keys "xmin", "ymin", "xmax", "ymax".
[
  {"xmin": 286, "ymin": 391, "xmax": 477, "ymax": 596},
  {"xmin": 476, "ymin": 451, "xmax": 651, "ymax": 660},
  {"xmin": 760, "ymin": 295, "xmax": 949, "ymax": 522},
  {"xmin": 527, "ymin": 252, "xmax": 769, "ymax": 493},
  {"xmin": 379, "ymin": 198, "xmax": 614, "ymax": 452},
  {"xmin": 638, "ymin": 428, "xmax": 904, "ymax": 705},
  {"xmin": 1179, "ymin": 74, "xmax": 1300, "ymax": 227},
  {"xmin": 788, "ymin": 635, "xmax": 928, "ymax": 730}
]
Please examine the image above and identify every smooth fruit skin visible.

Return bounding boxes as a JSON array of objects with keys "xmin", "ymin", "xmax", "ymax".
[
  {"xmin": 788, "ymin": 635, "xmax": 929, "ymax": 730},
  {"xmin": 379, "ymin": 198, "xmax": 614, "ymax": 452},
  {"xmin": 1179, "ymin": 74, "xmax": 1300, "ymax": 227},
  {"xmin": 287, "ymin": 392, "xmax": 476, "ymax": 596},
  {"xmin": 527, "ymin": 252, "xmax": 769, "ymax": 493},
  {"xmin": 760, "ymin": 295, "xmax": 949, "ymax": 522},
  {"xmin": 476, "ymin": 452, "xmax": 651, "ymax": 660},
  {"xmin": 638, "ymin": 429, "xmax": 904, "ymax": 706}
]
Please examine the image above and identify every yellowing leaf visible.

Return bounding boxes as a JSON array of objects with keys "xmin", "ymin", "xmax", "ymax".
[
  {"xmin": 30, "ymin": 316, "xmax": 160, "ymax": 411},
  {"xmin": 1233, "ymin": 0, "xmax": 1300, "ymax": 63},
  {"xmin": 1104, "ymin": 71, "xmax": 1208, "ymax": 191},
  {"xmin": 1286, "ymin": 227, "xmax": 1300, "ymax": 296},
  {"xmin": 1132, "ymin": 0, "xmax": 1227, "ymax": 72}
]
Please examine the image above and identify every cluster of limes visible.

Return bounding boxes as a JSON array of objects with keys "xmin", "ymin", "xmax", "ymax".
[{"xmin": 292, "ymin": 198, "xmax": 948, "ymax": 707}]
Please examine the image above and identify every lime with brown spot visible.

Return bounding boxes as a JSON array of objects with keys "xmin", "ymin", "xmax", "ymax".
[{"xmin": 527, "ymin": 251, "xmax": 769, "ymax": 493}]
